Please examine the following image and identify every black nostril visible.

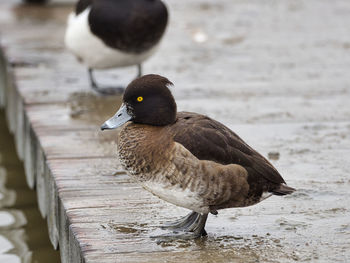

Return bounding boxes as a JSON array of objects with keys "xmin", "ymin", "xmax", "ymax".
[{"xmin": 117, "ymin": 113, "xmax": 122, "ymax": 117}]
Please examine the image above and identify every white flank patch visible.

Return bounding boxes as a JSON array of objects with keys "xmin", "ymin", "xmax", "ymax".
[
  {"xmin": 64, "ymin": 9, "xmax": 159, "ymax": 69},
  {"xmin": 141, "ymin": 181, "xmax": 209, "ymax": 214}
]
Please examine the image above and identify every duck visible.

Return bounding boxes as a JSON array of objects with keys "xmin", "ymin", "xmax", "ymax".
[
  {"xmin": 64, "ymin": 0, "xmax": 168, "ymax": 95},
  {"xmin": 101, "ymin": 74, "xmax": 295, "ymax": 239}
]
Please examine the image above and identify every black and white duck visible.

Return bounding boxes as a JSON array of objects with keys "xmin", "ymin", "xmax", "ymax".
[{"xmin": 65, "ymin": 0, "xmax": 168, "ymax": 94}]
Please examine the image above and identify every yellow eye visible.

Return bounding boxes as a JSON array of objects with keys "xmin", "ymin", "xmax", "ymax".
[{"xmin": 137, "ymin": 96, "xmax": 143, "ymax": 102}]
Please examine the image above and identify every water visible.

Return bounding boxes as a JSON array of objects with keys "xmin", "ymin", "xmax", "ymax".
[{"xmin": 0, "ymin": 110, "xmax": 60, "ymax": 263}]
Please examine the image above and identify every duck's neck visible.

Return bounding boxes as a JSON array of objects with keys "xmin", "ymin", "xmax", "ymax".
[{"xmin": 117, "ymin": 123, "xmax": 173, "ymax": 180}]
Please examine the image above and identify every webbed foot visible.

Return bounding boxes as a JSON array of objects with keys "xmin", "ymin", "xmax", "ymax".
[
  {"xmin": 153, "ymin": 212, "xmax": 208, "ymax": 240},
  {"xmin": 88, "ymin": 68, "xmax": 125, "ymax": 95}
]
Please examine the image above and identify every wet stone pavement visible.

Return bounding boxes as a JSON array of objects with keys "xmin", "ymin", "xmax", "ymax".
[{"xmin": 0, "ymin": 0, "xmax": 350, "ymax": 262}]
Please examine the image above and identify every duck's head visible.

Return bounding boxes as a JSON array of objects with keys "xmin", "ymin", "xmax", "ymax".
[{"xmin": 101, "ymin": 74, "xmax": 177, "ymax": 130}]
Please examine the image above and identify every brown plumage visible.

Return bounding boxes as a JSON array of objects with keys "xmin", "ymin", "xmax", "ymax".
[
  {"xmin": 171, "ymin": 112, "xmax": 294, "ymax": 204},
  {"xmin": 101, "ymin": 74, "xmax": 296, "ymax": 239}
]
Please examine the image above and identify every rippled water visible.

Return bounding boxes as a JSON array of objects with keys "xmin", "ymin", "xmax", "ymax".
[{"xmin": 0, "ymin": 109, "xmax": 60, "ymax": 263}]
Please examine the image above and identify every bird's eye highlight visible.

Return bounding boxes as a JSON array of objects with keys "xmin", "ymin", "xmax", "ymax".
[{"xmin": 137, "ymin": 96, "xmax": 143, "ymax": 102}]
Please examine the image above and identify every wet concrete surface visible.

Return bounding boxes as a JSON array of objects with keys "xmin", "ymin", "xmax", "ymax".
[
  {"xmin": 0, "ymin": 109, "xmax": 60, "ymax": 263},
  {"xmin": 0, "ymin": 0, "xmax": 350, "ymax": 262}
]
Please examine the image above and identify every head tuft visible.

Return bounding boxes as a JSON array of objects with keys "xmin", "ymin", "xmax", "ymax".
[{"xmin": 123, "ymin": 74, "xmax": 177, "ymax": 126}]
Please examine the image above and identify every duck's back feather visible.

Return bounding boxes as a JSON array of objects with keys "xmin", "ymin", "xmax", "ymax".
[
  {"xmin": 88, "ymin": 0, "xmax": 168, "ymax": 53},
  {"xmin": 170, "ymin": 112, "xmax": 290, "ymax": 195}
]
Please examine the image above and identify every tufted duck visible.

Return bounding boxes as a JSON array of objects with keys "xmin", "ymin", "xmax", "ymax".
[
  {"xmin": 65, "ymin": 0, "xmax": 168, "ymax": 95},
  {"xmin": 101, "ymin": 74, "xmax": 296, "ymax": 239}
]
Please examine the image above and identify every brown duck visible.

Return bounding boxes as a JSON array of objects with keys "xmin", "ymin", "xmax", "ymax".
[{"xmin": 101, "ymin": 74, "xmax": 295, "ymax": 239}]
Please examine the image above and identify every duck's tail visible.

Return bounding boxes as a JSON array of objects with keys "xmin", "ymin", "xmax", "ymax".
[{"xmin": 271, "ymin": 184, "xmax": 296, "ymax": 196}]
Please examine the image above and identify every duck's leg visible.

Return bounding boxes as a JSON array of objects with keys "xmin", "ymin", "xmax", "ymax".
[
  {"xmin": 154, "ymin": 212, "xmax": 208, "ymax": 240},
  {"xmin": 161, "ymin": 211, "xmax": 198, "ymax": 229},
  {"xmin": 88, "ymin": 68, "xmax": 124, "ymax": 95},
  {"xmin": 88, "ymin": 68, "xmax": 97, "ymax": 88},
  {"xmin": 137, "ymin": 64, "xmax": 142, "ymax": 78},
  {"xmin": 180, "ymin": 212, "xmax": 208, "ymax": 237}
]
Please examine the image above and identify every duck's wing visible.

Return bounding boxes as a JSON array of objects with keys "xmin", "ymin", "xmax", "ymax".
[
  {"xmin": 170, "ymin": 112, "xmax": 286, "ymax": 186},
  {"xmin": 88, "ymin": 0, "xmax": 168, "ymax": 52}
]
